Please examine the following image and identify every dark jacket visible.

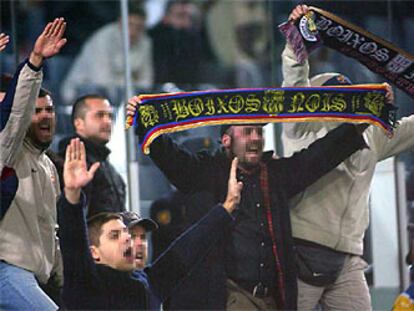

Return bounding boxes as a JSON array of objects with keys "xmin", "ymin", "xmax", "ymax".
[
  {"xmin": 149, "ymin": 124, "xmax": 366, "ymax": 310},
  {"xmin": 148, "ymin": 22, "xmax": 215, "ymax": 85},
  {"xmin": 150, "ymin": 190, "xmax": 215, "ymax": 259},
  {"xmin": 58, "ymin": 135, "xmax": 126, "ymax": 217},
  {"xmin": 58, "ymin": 192, "xmax": 233, "ymax": 310}
]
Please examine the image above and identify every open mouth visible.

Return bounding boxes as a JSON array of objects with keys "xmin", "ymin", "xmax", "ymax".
[
  {"xmin": 100, "ymin": 127, "xmax": 111, "ymax": 134},
  {"xmin": 123, "ymin": 246, "xmax": 133, "ymax": 258},
  {"xmin": 135, "ymin": 252, "xmax": 144, "ymax": 260},
  {"xmin": 38, "ymin": 123, "xmax": 51, "ymax": 134},
  {"xmin": 246, "ymin": 145, "xmax": 260, "ymax": 154}
]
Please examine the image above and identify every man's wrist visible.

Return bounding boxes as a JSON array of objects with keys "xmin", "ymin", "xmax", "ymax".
[
  {"xmin": 223, "ymin": 199, "xmax": 235, "ymax": 213},
  {"xmin": 28, "ymin": 51, "xmax": 44, "ymax": 69},
  {"xmin": 64, "ymin": 187, "xmax": 81, "ymax": 205}
]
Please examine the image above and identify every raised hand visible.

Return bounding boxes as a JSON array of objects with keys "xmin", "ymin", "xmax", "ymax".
[
  {"xmin": 0, "ymin": 33, "xmax": 10, "ymax": 52},
  {"xmin": 126, "ymin": 96, "xmax": 140, "ymax": 118},
  {"xmin": 288, "ymin": 4, "xmax": 309, "ymax": 23},
  {"xmin": 63, "ymin": 138, "xmax": 100, "ymax": 204},
  {"xmin": 223, "ymin": 157, "xmax": 243, "ymax": 213},
  {"xmin": 29, "ymin": 17, "xmax": 67, "ymax": 67},
  {"xmin": 125, "ymin": 96, "xmax": 140, "ymax": 129},
  {"xmin": 383, "ymin": 82, "xmax": 394, "ymax": 105}
]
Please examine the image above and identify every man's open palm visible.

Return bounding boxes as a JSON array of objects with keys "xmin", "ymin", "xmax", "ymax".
[
  {"xmin": 64, "ymin": 138, "xmax": 99, "ymax": 190},
  {"xmin": 33, "ymin": 17, "xmax": 67, "ymax": 59},
  {"xmin": 0, "ymin": 33, "xmax": 10, "ymax": 52}
]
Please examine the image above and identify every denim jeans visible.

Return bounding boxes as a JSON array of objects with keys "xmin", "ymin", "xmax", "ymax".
[{"xmin": 0, "ymin": 261, "xmax": 58, "ymax": 311}]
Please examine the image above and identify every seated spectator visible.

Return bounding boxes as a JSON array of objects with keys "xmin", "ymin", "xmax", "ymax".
[
  {"xmin": 233, "ymin": 1, "xmax": 268, "ymax": 88},
  {"xmin": 44, "ymin": 1, "xmax": 119, "ymax": 56},
  {"xmin": 149, "ymin": 0, "xmax": 216, "ymax": 87},
  {"xmin": 61, "ymin": 3, "xmax": 152, "ymax": 104},
  {"xmin": 58, "ymin": 138, "xmax": 242, "ymax": 310}
]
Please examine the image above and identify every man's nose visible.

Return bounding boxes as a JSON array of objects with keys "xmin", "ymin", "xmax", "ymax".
[
  {"xmin": 134, "ymin": 237, "xmax": 143, "ymax": 247},
  {"xmin": 250, "ymin": 129, "xmax": 262, "ymax": 140},
  {"xmin": 103, "ymin": 114, "xmax": 113, "ymax": 125},
  {"xmin": 123, "ymin": 231, "xmax": 132, "ymax": 243}
]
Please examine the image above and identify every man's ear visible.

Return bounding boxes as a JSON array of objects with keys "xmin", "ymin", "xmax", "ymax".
[
  {"xmin": 74, "ymin": 118, "xmax": 83, "ymax": 132},
  {"xmin": 221, "ymin": 134, "xmax": 231, "ymax": 148},
  {"xmin": 90, "ymin": 245, "xmax": 100, "ymax": 262}
]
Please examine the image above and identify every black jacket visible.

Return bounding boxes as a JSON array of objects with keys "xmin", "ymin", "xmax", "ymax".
[
  {"xmin": 148, "ymin": 124, "xmax": 366, "ymax": 310},
  {"xmin": 58, "ymin": 135, "xmax": 126, "ymax": 217},
  {"xmin": 148, "ymin": 22, "xmax": 215, "ymax": 85}
]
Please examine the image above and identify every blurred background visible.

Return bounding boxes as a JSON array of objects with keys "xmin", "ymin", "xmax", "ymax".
[{"xmin": 1, "ymin": 1, "xmax": 414, "ymax": 309}]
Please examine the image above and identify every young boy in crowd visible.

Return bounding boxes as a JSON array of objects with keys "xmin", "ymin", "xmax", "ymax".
[{"xmin": 58, "ymin": 138, "xmax": 242, "ymax": 310}]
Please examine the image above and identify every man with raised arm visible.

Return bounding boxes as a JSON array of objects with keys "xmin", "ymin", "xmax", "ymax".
[
  {"xmin": 127, "ymin": 94, "xmax": 373, "ymax": 310},
  {"xmin": 281, "ymin": 5, "xmax": 409, "ymax": 310},
  {"xmin": 0, "ymin": 18, "xmax": 67, "ymax": 310},
  {"xmin": 58, "ymin": 138, "xmax": 241, "ymax": 310}
]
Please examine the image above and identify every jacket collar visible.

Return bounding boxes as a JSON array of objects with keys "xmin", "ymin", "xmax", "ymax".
[
  {"xmin": 77, "ymin": 135, "xmax": 111, "ymax": 160},
  {"xmin": 23, "ymin": 136, "xmax": 47, "ymax": 156}
]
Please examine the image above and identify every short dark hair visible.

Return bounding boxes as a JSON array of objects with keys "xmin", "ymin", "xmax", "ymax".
[
  {"xmin": 220, "ymin": 125, "xmax": 232, "ymax": 137},
  {"xmin": 128, "ymin": 2, "xmax": 147, "ymax": 19},
  {"xmin": 38, "ymin": 87, "xmax": 51, "ymax": 98},
  {"xmin": 71, "ymin": 94, "xmax": 108, "ymax": 125},
  {"xmin": 87, "ymin": 212, "xmax": 122, "ymax": 247},
  {"xmin": 165, "ymin": 0, "xmax": 192, "ymax": 14}
]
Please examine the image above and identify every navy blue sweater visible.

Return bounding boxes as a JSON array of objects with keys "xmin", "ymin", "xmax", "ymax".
[{"xmin": 58, "ymin": 193, "xmax": 233, "ymax": 310}]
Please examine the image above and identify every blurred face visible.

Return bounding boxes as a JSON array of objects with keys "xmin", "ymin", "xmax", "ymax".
[
  {"xmin": 130, "ymin": 225, "xmax": 148, "ymax": 270},
  {"xmin": 26, "ymin": 95, "xmax": 56, "ymax": 149},
  {"xmin": 119, "ymin": 14, "xmax": 146, "ymax": 46},
  {"xmin": 223, "ymin": 125, "xmax": 264, "ymax": 169},
  {"xmin": 75, "ymin": 98, "xmax": 113, "ymax": 145},
  {"xmin": 164, "ymin": 3, "xmax": 198, "ymax": 30},
  {"xmin": 90, "ymin": 219, "xmax": 136, "ymax": 272}
]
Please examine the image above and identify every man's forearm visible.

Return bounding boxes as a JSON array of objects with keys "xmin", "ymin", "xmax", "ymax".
[
  {"xmin": 281, "ymin": 44, "xmax": 310, "ymax": 87},
  {"xmin": 1, "ymin": 61, "xmax": 43, "ymax": 168},
  {"xmin": 148, "ymin": 205, "xmax": 233, "ymax": 299}
]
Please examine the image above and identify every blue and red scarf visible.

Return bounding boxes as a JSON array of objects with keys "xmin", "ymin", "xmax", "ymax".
[{"xmin": 126, "ymin": 85, "xmax": 395, "ymax": 154}]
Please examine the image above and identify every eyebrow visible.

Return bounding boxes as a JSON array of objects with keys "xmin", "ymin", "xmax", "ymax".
[
  {"xmin": 107, "ymin": 227, "xmax": 128, "ymax": 234},
  {"xmin": 35, "ymin": 106, "xmax": 55, "ymax": 111}
]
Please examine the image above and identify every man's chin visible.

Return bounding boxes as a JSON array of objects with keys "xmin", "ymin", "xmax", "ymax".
[
  {"xmin": 134, "ymin": 260, "xmax": 145, "ymax": 270},
  {"xmin": 95, "ymin": 136, "xmax": 110, "ymax": 145},
  {"xmin": 118, "ymin": 263, "xmax": 135, "ymax": 272},
  {"xmin": 239, "ymin": 160, "xmax": 260, "ymax": 170},
  {"xmin": 245, "ymin": 155, "xmax": 261, "ymax": 165},
  {"xmin": 29, "ymin": 137, "xmax": 52, "ymax": 150}
]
